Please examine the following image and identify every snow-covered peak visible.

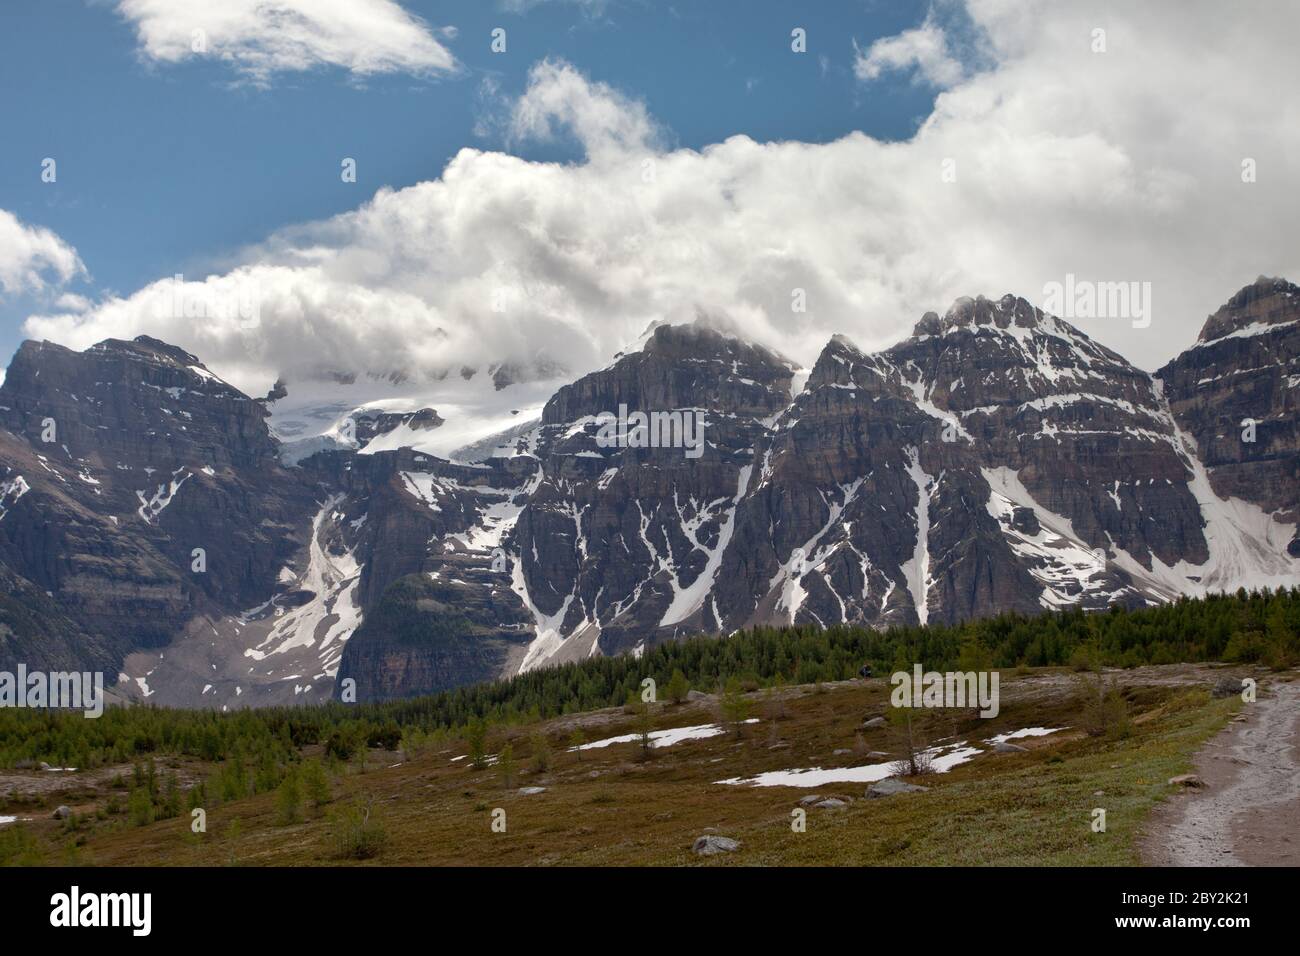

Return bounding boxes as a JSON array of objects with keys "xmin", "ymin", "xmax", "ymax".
[{"xmin": 265, "ymin": 369, "xmax": 560, "ymax": 465}]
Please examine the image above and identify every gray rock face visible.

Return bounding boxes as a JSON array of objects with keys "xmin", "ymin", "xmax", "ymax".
[
  {"xmin": 867, "ymin": 778, "xmax": 931, "ymax": 798},
  {"xmin": 3, "ymin": 280, "xmax": 1299, "ymax": 705},
  {"xmin": 882, "ymin": 294, "xmax": 1207, "ymax": 609},
  {"xmin": 0, "ymin": 337, "xmax": 322, "ymax": 693},
  {"xmin": 691, "ymin": 834, "xmax": 740, "ymax": 855},
  {"xmin": 1157, "ymin": 277, "xmax": 1300, "ymax": 556}
]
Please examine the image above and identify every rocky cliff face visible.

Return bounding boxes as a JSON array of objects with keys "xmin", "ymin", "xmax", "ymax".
[
  {"xmin": 2, "ymin": 281, "xmax": 1297, "ymax": 706},
  {"xmin": 0, "ymin": 337, "xmax": 321, "ymax": 695},
  {"xmin": 1157, "ymin": 276, "xmax": 1300, "ymax": 557}
]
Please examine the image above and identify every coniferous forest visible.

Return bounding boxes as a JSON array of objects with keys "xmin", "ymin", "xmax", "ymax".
[{"xmin": 2, "ymin": 587, "xmax": 1295, "ymax": 775}]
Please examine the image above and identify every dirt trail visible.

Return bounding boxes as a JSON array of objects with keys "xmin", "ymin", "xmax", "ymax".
[{"xmin": 1145, "ymin": 678, "xmax": 1300, "ymax": 866}]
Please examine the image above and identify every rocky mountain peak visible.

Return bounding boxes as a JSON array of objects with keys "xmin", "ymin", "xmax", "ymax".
[
  {"xmin": 1198, "ymin": 275, "xmax": 1300, "ymax": 343},
  {"xmin": 910, "ymin": 311, "xmax": 944, "ymax": 337},
  {"xmin": 542, "ymin": 319, "xmax": 793, "ymax": 425},
  {"xmin": 806, "ymin": 332, "xmax": 894, "ymax": 393},
  {"xmin": 642, "ymin": 319, "xmax": 789, "ymax": 370},
  {"xmin": 937, "ymin": 293, "xmax": 1043, "ymax": 334}
]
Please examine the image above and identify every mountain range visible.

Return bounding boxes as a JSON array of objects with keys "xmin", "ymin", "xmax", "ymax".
[{"xmin": 1, "ymin": 276, "xmax": 1296, "ymax": 707}]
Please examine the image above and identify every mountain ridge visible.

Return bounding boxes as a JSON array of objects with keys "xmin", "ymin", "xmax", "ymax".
[{"xmin": 2, "ymin": 278, "xmax": 1296, "ymax": 705}]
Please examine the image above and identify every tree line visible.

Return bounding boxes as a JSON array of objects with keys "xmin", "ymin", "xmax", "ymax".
[{"xmin": 1, "ymin": 585, "xmax": 1295, "ymax": 770}]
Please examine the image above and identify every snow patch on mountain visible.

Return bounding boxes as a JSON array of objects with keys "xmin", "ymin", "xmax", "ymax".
[
  {"xmin": 983, "ymin": 467, "xmax": 1115, "ymax": 608},
  {"xmin": 267, "ymin": 372, "xmax": 559, "ymax": 465},
  {"xmin": 660, "ymin": 464, "xmax": 752, "ymax": 627},
  {"xmin": 901, "ymin": 448, "xmax": 934, "ymax": 625},
  {"xmin": 1116, "ymin": 386, "xmax": 1300, "ymax": 595},
  {"xmin": 243, "ymin": 495, "xmax": 361, "ymax": 677},
  {"xmin": 0, "ymin": 474, "xmax": 30, "ymax": 520},
  {"xmin": 135, "ymin": 469, "xmax": 190, "ymax": 523}
]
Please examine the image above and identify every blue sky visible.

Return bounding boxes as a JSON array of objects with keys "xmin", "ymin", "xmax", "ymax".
[{"xmin": 0, "ymin": 0, "xmax": 936, "ymax": 363}]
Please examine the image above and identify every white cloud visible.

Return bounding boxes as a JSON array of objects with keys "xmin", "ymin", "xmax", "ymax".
[
  {"xmin": 509, "ymin": 58, "xmax": 661, "ymax": 159},
  {"xmin": 0, "ymin": 210, "xmax": 85, "ymax": 296},
  {"xmin": 854, "ymin": 15, "xmax": 966, "ymax": 87},
  {"xmin": 501, "ymin": 0, "xmax": 610, "ymax": 14},
  {"xmin": 115, "ymin": 0, "xmax": 456, "ymax": 83},
  {"xmin": 26, "ymin": 0, "xmax": 1300, "ymax": 400}
]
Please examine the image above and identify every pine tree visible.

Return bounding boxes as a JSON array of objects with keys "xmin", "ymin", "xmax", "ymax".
[
  {"xmin": 466, "ymin": 718, "xmax": 489, "ymax": 769},
  {"xmin": 720, "ymin": 677, "xmax": 752, "ymax": 738},
  {"xmin": 497, "ymin": 742, "xmax": 516, "ymax": 789},
  {"xmin": 666, "ymin": 668, "xmax": 690, "ymax": 704},
  {"xmin": 301, "ymin": 759, "xmax": 332, "ymax": 810},
  {"xmin": 275, "ymin": 768, "xmax": 302, "ymax": 825},
  {"xmin": 568, "ymin": 729, "xmax": 586, "ymax": 762}
]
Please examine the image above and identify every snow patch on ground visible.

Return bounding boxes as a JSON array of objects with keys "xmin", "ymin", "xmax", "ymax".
[
  {"xmin": 985, "ymin": 726, "xmax": 1065, "ymax": 745},
  {"xmin": 717, "ymin": 740, "xmax": 982, "ymax": 788},
  {"xmin": 573, "ymin": 719, "xmax": 760, "ymax": 752}
]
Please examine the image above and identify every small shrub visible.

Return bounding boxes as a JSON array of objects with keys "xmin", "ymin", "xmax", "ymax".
[
  {"xmin": 720, "ymin": 677, "xmax": 752, "ymax": 737},
  {"xmin": 324, "ymin": 729, "xmax": 358, "ymax": 762},
  {"xmin": 329, "ymin": 795, "xmax": 387, "ymax": 860},
  {"xmin": 529, "ymin": 734, "xmax": 552, "ymax": 774},
  {"xmin": 275, "ymin": 769, "xmax": 302, "ymax": 826},
  {"xmin": 567, "ymin": 729, "xmax": 586, "ymax": 760},
  {"xmin": 665, "ymin": 669, "xmax": 690, "ymax": 705},
  {"xmin": 127, "ymin": 786, "xmax": 154, "ymax": 827},
  {"xmin": 1079, "ymin": 674, "xmax": 1130, "ymax": 738},
  {"xmin": 465, "ymin": 719, "xmax": 489, "ymax": 769},
  {"xmin": 0, "ymin": 823, "xmax": 44, "ymax": 866},
  {"xmin": 497, "ymin": 743, "xmax": 516, "ymax": 790},
  {"xmin": 300, "ymin": 759, "xmax": 332, "ymax": 810}
]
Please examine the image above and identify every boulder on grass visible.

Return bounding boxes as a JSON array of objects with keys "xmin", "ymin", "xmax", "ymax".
[
  {"xmin": 692, "ymin": 835, "xmax": 740, "ymax": 856},
  {"xmin": 52, "ymin": 805, "xmax": 72, "ymax": 820},
  {"xmin": 867, "ymin": 778, "xmax": 930, "ymax": 799},
  {"xmin": 1211, "ymin": 676, "xmax": 1243, "ymax": 699}
]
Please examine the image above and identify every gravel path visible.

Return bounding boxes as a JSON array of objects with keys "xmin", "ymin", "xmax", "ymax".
[{"xmin": 1145, "ymin": 678, "xmax": 1300, "ymax": 866}]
